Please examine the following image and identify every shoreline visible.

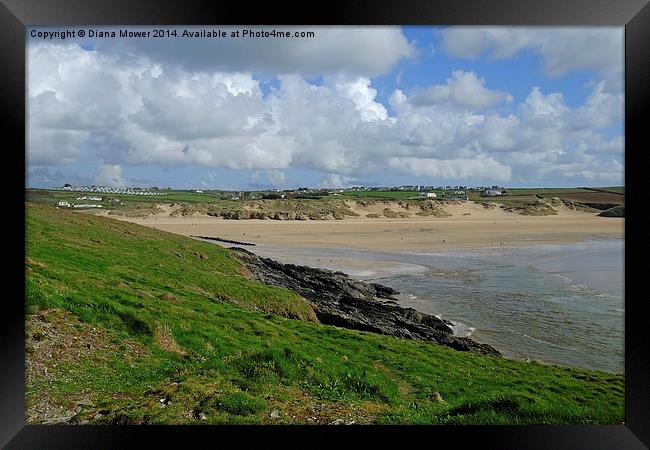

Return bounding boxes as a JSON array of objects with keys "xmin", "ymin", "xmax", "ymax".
[
  {"xmin": 219, "ymin": 236, "xmax": 624, "ymax": 374},
  {"xmin": 230, "ymin": 246, "xmax": 501, "ymax": 356}
]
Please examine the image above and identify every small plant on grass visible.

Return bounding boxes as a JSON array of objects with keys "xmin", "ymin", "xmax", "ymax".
[{"xmin": 215, "ymin": 392, "xmax": 267, "ymax": 416}]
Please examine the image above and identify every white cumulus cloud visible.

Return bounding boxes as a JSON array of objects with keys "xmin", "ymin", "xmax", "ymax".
[
  {"xmin": 388, "ymin": 156, "xmax": 512, "ymax": 181},
  {"xmin": 439, "ymin": 27, "xmax": 623, "ymax": 83},
  {"xmin": 409, "ymin": 70, "xmax": 512, "ymax": 109},
  {"xmin": 95, "ymin": 26, "xmax": 416, "ymax": 78},
  {"xmin": 95, "ymin": 164, "xmax": 125, "ymax": 187},
  {"xmin": 27, "ymin": 32, "xmax": 624, "ymax": 187}
]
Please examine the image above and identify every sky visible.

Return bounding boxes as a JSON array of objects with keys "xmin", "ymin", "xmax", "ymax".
[{"xmin": 26, "ymin": 26, "xmax": 624, "ymax": 190}]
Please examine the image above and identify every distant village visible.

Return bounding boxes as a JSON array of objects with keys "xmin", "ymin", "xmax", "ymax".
[
  {"xmin": 48, "ymin": 184, "xmax": 166, "ymax": 209},
  {"xmin": 245, "ymin": 185, "xmax": 509, "ymax": 201},
  {"xmin": 349, "ymin": 185, "xmax": 507, "ymax": 196},
  {"xmin": 345, "ymin": 185, "xmax": 508, "ymax": 199},
  {"xmin": 57, "ymin": 184, "xmax": 167, "ymax": 196},
  {"xmin": 210, "ymin": 185, "xmax": 507, "ymax": 201},
  {"xmin": 45, "ymin": 183, "xmax": 508, "ymax": 208}
]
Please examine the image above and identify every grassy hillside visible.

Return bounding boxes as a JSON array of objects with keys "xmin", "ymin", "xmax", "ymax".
[{"xmin": 25, "ymin": 203, "xmax": 624, "ymax": 425}]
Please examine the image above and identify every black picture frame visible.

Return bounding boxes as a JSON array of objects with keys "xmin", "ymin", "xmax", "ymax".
[{"xmin": 3, "ymin": 0, "xmax": 648, "ymax": 448}]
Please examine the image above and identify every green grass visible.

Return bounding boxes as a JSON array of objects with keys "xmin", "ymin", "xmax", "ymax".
[
  {"xmin": 341, "ymin": 190, "xmax": 422, "ymax": 199},
  {"xmin": 25, "ymin": 202, "xmax": 624, "ymax": 425},
  {"xmin": 215, "ymin": 391, "xmax": 268, "ymax": 415}
]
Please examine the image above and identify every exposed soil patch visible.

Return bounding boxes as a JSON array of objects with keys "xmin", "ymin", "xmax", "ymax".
[
  {"xmin": 155, "ymin": 323, "xmax": 187, "ymax": 355},
  {"xmin": 25, "ymin": 257, "xmax": 48, "ymax": 269},
  {"xmin": 255, "ymin": 387, "xmax": 389, "ymax": 425},
  {"xmin": 26, "ymin": 308, "xmax": 149, "ymax": 424},
  {"xmin": 159, "ymin": 293, "xmax": 177, "ymax": 302}
]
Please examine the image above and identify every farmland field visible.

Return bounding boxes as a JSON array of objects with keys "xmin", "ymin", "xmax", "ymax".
[
  {"xmin": 469, "ymin": 187, "xmax": 624, "ymax": 207},
  {"xmin": 505, "ymin": 188, "xmax": 589, "ymax": 197},
  {"xmin": 553, "ymin": 192, "xmax": 624, "ymax": 205}
]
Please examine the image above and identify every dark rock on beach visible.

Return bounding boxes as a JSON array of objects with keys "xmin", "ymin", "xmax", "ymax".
[
  {"xmin": 230, "ymin": 248, "xmax": 501, "ymax": 357},
  {"xmin": 598, "ymin": 205, "xmax": 624, "ymax": 217},
  {"xmin": 192, "ymin": 235, "xmax": 256, "ymax": 246}
]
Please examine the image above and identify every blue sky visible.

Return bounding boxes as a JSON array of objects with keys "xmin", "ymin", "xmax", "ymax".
[{"xmin": 27, "ymin": 26, "xmax": 624, "ymax": 189}]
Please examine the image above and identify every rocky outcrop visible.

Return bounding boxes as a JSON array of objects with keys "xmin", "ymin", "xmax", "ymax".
[
  {"xmin": 583, "ymin": 202, "xmax": 619, "ymax": 211},
  {"xmin": 230, "ymin": 248, "xmax": 500, "ymax": 357},
  {"xmin": 598, "ymin": 205, "xmax": 625, "ymax": 217}
]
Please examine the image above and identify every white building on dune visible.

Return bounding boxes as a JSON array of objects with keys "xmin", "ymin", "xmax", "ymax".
[{"xmin": 481, "ymin": 189, "xmax": 504, "ymax": 197}]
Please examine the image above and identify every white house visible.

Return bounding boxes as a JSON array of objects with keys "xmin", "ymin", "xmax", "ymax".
[
  {"xmin": 419, "ymin": 192, "xmax": 437, "ymax": 198},
  {"xmin": 481, "ymin": 189, "xmax": 504, "ymax": 197}
]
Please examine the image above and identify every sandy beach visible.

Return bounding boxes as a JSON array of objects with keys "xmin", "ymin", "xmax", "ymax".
[{"xmin": 98, "ymin": 201, "xmax": 624, "ymax": 252}]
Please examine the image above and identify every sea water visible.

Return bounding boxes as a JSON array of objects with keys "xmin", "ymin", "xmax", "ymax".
[{"xmin": 244, "ymin": 238, "xmax": 624, "ymax": 374}]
